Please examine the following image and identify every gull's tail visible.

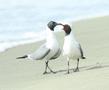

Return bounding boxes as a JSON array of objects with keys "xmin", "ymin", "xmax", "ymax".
[{"xmin": 16, "ymin": 55, "xmax": 28, "ymax": 59}]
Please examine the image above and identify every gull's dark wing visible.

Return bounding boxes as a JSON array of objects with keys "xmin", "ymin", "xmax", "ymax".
[{"xmin": 78, "ymin": 44, "xmax": 86, "ymax": 59}]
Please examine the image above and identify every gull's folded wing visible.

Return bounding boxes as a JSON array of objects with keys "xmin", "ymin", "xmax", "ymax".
[{"xmin": 28, "ymin": 44, "xmax": 50, "ymax": 60}]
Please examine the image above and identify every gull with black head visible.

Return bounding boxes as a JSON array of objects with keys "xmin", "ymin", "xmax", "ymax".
[{"xmin": 16, "ymin": 21, "xmax": 62, "ymax": 74}]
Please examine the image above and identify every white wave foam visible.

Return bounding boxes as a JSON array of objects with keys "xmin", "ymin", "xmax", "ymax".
[{"xmin": 0, "ymin": 31, "xmax": 46, "ymax": 53}]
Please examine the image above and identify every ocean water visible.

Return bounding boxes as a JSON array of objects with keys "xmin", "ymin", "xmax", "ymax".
[{"xmin": 0, "ymin": 0, "xmax": 109, "ymax": 52}]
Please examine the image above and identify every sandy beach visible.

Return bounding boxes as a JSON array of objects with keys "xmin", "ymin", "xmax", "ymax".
[{"xmin": 0, "ymin": 16, "xmax": 109, "ymax": 90}]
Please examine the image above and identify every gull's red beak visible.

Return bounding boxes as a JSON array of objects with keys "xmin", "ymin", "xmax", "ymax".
[
  {"xmin": 57, "ymin": 23, "xmax": 64, "ymax": 26},
  {"xmin": 56, "ymin": 23, "xmax": 65, "ymax": 31}
]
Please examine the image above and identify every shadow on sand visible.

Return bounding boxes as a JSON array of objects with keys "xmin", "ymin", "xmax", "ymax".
[{"xmin": 53, "ymin": 62, "xmax": 109, "ymax": 74}]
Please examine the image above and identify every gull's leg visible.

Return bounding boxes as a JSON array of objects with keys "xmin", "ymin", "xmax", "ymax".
[
  {"xmin": 74, "ymin": 59, "xmax": 79, "ymax": 72},
  {"xmin": 47, "ymin": 61, "xmax": 56, "ymax": 74},
  {"xmin": 67, "ymin": 57, "xmax": 70, "ymax": 74},
  {"xmin": 43, "ymin": 61, "xmax": 48, "ymax": 74}
]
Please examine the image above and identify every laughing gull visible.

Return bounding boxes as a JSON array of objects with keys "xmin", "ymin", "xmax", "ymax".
[
  {"xmin": 16, "ymin": 21, "xmax": 62, "ymax": 74},
  {"xmin": 60, "ymin": 24, "xmax": 86, "ymax": 73}
]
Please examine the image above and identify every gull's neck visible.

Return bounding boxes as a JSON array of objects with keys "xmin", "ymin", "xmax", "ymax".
[
  {"xmin": 65, "ymin": 31, "xmax": 78, "ymax": 44},
  {"xmin": 46, "ymin": 27, "xmax": 58, "ymax": 48},
  {"xmin": 46, "ymin": 27, "xmax": 55, "ymax": 39}
]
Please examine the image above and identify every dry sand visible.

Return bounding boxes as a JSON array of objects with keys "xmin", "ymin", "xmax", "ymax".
[{"xmin": 0, "ymin": 16, "xmax": 109, "ymax": 90}]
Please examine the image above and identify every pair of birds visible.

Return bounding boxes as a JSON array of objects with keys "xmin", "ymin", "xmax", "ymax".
[{"xmin": 17, "ymin": 21, "xmax": 86, "ymax": 74}]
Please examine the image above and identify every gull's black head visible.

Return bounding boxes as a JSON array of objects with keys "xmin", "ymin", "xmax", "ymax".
[
  {"xmin": 47, "ymin": 21, "xmax": 62, "ymax": 31},
  {"xmin": 62, "ymin": 24, "xmax": 71, "ymax": 35}
]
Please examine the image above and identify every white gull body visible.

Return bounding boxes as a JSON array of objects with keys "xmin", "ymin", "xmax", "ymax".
[
  {"xmin": 28, "ymin": 27, "xmax": 61, "ymax": 61},
  {"xmin": 63, "ymin": 31, "xmax": 81, "ymax": 60}
]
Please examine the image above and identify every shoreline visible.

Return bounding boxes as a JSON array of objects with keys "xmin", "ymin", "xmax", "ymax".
[{"xmin": 1, "ymin": 15, "xmax": 109, "ymax": 53}]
